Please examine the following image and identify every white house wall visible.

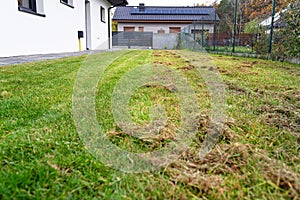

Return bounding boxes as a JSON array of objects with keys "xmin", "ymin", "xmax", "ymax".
[
  {"xmin": 117, "ymin": 23, "xmax": 214, "ymax": 34},
  {"xmin": 89, "ymin": 0, "xmax": 111, "ymax": 49},
  {"xmin": 0, "ymin": 0, "xmax": 111, "ymax": 57}
]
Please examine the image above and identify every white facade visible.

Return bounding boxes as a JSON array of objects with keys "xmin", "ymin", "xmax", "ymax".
[
  {"xmin": 0, "ymin": 0, "xmax": 112, "ymax": 57},
  {"xmin": 117, "ymin": 23, "xmax": 215, "ymax": 34}
]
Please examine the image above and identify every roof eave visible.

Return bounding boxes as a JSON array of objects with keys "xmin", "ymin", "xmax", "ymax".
[
  {"xmin": 107, "ymin": 0, "xmax": 128, "ymax": 6},
  {"xmin": 113, "ymin": 19, "xmax": 220, "ymax": 23}
]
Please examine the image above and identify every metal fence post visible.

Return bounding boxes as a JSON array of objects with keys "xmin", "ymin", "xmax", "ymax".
[
  {"xmin": 193, "ymin": 21, "xmax": 196, "ymax": 41},
  {"xmin": 268, "ymin": 0, "xmax": 277, "ymax": 54},
  {"xmin": 193, "ymin": 21, "xmax": 196, "ymax": 50},
  {"xmin": 232, "ymin": 0, "xmax": 238, "ymax": 53},
  {"xmin": 202, "ymin": 16, "xmax": 204, "ymax": 49},
  {"xmin": 252, "ymin": 33, "xmax": 254, "ymax": 52},
  {"xmin": 213, "ymin": 11, "xmax": 217, "ymax": 51}
]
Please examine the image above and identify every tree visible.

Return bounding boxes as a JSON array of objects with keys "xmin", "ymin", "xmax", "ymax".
[
  {"xmin": 215, "ymin": 0, "xmax": 235, "ymax": 32},
  {"xmin": 215, "ymin": 0, "xmax": 292, "ymax": 33},
  {"xmin": 246, "ymin": 0, "xmax": 291, "ymax": 20},
  {"xmin": 276, "ymin": 2, "xmax": 300, "ymax": 57},
  {"xmin": 244, "ymin": 19, "xmax": 264, "ymax": 34}
]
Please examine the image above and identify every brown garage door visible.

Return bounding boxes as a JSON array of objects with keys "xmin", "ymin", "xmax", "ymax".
[
  {"xmin": 124, "ymin": 26, "xmax": 135, "ymax": 32},
  {"xmin": 169, "ymin": 27, "xmax": 181, "ymax": 33}
]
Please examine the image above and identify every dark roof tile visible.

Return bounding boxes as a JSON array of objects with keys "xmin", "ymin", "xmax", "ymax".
[
  {"xmin": 108, "ymin": 0, "xmax": 128, "ymax": 6},
  {"xmin": 113, "ymin": 6, "xmax": 219, "ymax": 21}
]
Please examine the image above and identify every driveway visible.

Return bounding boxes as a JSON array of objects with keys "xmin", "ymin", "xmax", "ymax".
[{"xmin": 0, "ymin": 50, "xmax": 104, "ymax": 67}]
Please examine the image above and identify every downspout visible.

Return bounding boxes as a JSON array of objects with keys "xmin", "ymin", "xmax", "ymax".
[{"xmin": 108, "ymin": 2, "xmax": 126, "ymax": 49}]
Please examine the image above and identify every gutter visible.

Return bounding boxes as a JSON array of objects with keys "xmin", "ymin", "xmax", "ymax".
[{"xmin": 108, "ymin": 1, "xmax": 128, "ymax": 49}]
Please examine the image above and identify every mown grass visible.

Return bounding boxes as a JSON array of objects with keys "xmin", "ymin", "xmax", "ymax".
[
  {"xmin": 205, "ymin": 46, "xmax": 255, "ymax": 54},
  {"xmin": 0, "ymin": 50, "xmax": 299, "ymax": 199}
]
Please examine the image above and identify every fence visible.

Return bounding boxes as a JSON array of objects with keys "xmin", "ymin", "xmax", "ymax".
[
  {"xmin": 112, "ymin": 21, "xmax": 297, "ymax": 63},
  {"xmin": 179, "ymin": 23, "xmax": 261, "ymax": 54},
  {"xmin": 152, "ymin": 34, "xmax": 177, "ymax": 49},
  {"xmin": 112, "ymin": 29, "xmax": 269, "ymax": 54},
  {"xmin": 112, "ymin": 31, "xmax": 153, "ymax": 48}
]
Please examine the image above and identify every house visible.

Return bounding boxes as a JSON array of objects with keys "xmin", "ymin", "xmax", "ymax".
[
  {"xmin": 113, "ymin": 4, "xmax": 219, "ymax": 34},
  {"xmin": 112, "ymin": 4, "xmax": 219, "ymax": 49},
  {"xmin": 0, "ymin": 0, "xmax": 127, "ymax": 57},
  {"xmin": 259, "ymin": 10, "xmax": 286, "ymax": 33},
  {"xmin": 259, "ymin": 2, "xmax": 300, "ymax": 33}
]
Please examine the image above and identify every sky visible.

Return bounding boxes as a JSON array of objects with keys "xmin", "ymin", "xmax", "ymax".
[{"xmin": 127, "ymin": 0, "xmax": 219, "ymax": 7}]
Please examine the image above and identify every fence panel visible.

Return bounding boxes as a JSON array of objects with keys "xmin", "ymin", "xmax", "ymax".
[{"xmin": 112, "ymin": 32, "xmax": 153, "ymax": 48}]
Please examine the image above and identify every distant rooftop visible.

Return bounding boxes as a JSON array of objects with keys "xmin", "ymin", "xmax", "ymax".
[
  {"xmin": 113, "ymin": 5, "xmax": 219, "ymax": 22},
  {"xmin": 131, "ymin": 7, "xmax": 210, "ymax": 15},
  {"xmin": 108, "ymin": 0, "xmax": 128, "ymax": 6}
]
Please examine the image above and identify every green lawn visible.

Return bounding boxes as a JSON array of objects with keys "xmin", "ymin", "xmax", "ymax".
[
  {"xmin": 0, "ymin": 50, "xmax": 299, "ymax": 199},
  {"xmin": 205, "ymin": 46, "xmax": 256, "ymax": 54}
]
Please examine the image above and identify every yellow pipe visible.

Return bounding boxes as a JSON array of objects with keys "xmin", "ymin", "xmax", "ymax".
[{"xmin": 78, "ymin": 38, "xmax": 82, "ymax": 51}]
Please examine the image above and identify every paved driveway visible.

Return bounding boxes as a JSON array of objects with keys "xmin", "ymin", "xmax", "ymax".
[{"xmin": 0, "ymin": 51, "xmax": 98, "ymax": 67}]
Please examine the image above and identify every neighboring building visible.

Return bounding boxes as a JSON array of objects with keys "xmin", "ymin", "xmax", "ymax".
[
  {"xmin": 113, "ymin": 4, "xmax": 219, "ymax": 34},
  {"xmin": 0, "ymin": 0, "xmax": 127, "ymax": 57},
  {"xmin": 259, "ymin": 2, "xmax": 300, "ymax": 33},
  {"xmin": 260, "ymin": 10, "xmax": 286, "ymax": 33}
]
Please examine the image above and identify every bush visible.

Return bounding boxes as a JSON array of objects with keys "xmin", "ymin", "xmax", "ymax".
[
  {"xmin": 273, "ymin": 2, "xmax": 300, "ymax": 58},
  {"xmin": 254, "ymin": 34, "xmax": 269, "ymax": 54}
]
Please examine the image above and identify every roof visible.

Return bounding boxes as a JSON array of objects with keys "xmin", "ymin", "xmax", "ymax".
[
  {"xmin": 260, "ymin": 8, "xmax": 288, "ymax": 29},
  {"xmin": 107, "ymin": 0, "xmax": 128, "ymax": 6},
  {"xmin": 113, "ymin": 6, "xmax": 220, "ymax": 22},
  {"xmin": 260, "ymin": 11, "xmax": 282, "ymax": 26}
]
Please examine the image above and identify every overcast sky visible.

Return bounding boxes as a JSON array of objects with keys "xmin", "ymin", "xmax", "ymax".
[{"xmin": 127, "ymin": 0, "xmax": 219, "ymax": 6}]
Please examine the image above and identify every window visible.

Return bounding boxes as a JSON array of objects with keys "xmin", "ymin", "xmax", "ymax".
[
  {"xmin": 18, "ymin": 0, "xmax": 45, "ymax": 17},
  {"xmin": 191, "ymin": 29, "xmax": 209, "ymax": 34},
  {"xmin": 138, "ymin": 27, "xmax": 144, "ymax": 32},
  {"xmin": 100, "ymin": 6, "xmax": 105, "ymax": 23},
  {"xmin": 18, "ymin": 0, "xmax": 36, "ymax": 12},
  {"xmin": 60, "ymin": 0, "xmax": 74, "ymax": 8}
]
